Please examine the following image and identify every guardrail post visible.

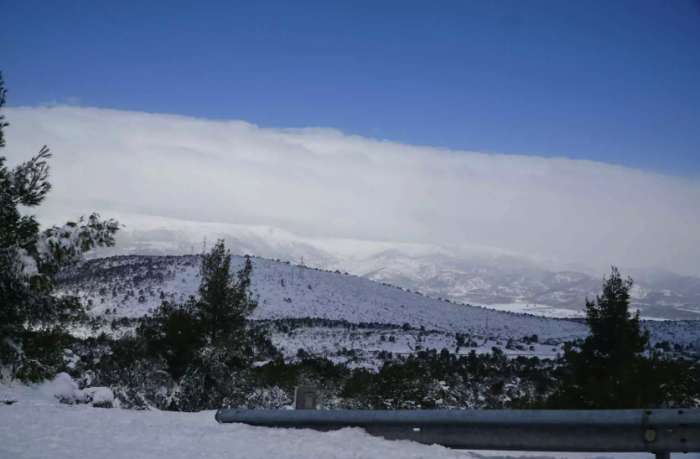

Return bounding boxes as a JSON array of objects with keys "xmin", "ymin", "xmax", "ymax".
[{"xmin": 294, "ymin": 385, "xmax": 318, "ymax": 410}]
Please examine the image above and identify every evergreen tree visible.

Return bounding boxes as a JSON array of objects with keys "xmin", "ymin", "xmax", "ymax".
[
  {"xmin": 198, "ymin": 240, "xmax": 256, "ymax": 345},
  {"xmin": 0, "ymin": 72, "xmax": 119, "ymax": 380},
  {"xmin": 549, "ymin": 267, "xmax": 653, "ymax": 408},
  {"xmin": 583, "ymin": 266, "xmax": 648, "ymax": 361},
  {"xmin": 0, "ymin": 72, "xmax": 7, "ymax": 148},
  {"xmin": 138, "ymin": 299, "xmax": 205, "ymax": 380}
]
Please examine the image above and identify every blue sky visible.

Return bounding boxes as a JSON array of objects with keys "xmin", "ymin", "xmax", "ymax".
[{"xmin": 2, "ymin": 0, "xmax": 700, "ymax": 176}]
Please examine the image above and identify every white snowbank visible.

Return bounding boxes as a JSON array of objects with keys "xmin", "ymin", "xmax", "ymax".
[
  {"xmin": 81, "ymin": 386, "xmax": 115, "ymax": 407},
  {"xmin": 37, "ymin": 372, "xmax": 80, "ymax": 402},
  {"xmin": 32, "ymin": 373, "xmax": 114, "ymax": 407},
  {"xmin": 0, "ymin": 391, "xmax": 464, "ymax": 459},
  {"xmin": 1, "ymin": 381, "xmax": 697, "ymax": 459}
]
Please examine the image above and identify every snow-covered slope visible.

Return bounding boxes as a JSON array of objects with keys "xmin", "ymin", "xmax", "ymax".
[
  {"xmin": 92, "ymin": 216, "xmax": 700, "ymax": 320},
  {"xmin": 58, "ymin": 255, "xmax": 586, "ymax": 341},
  {"xmin": 57, "ymin": 255, "xmax": 700, "ymax": 352}
]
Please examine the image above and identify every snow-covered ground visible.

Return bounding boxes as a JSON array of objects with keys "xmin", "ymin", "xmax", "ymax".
[
  {"xmin": 2, "ymin": 376, "xmax": 696, "ymax": 459},
  {"xmin": 76, "ymin": 212, "xmax": 700, "ymax": 321},
  {"xmin": 484, "ymin": 303, "xmax": 586, "ymax": 319},
  {"xmin": 56, "ymin": 255, "xmax": 700, "ymax": 358},
  {"xmin": 0, "ymin": 378, "xmax": 462, "ymax": 459},
  {"xmin": 58, "ymin": 255, "xmax": 588, "ymax": 340},
  {"xmin": 271, "ymin": 325, "xmax": 562, "ymax": 369}
]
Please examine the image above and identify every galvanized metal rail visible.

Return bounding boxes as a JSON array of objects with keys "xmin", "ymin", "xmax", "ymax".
[{"xmin": 215, "ymin": 408, "xmax": 700, "ymax": 456}]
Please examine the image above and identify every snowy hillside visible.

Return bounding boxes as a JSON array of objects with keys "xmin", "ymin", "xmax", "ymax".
[
  {"xmin": 57, "ymin": 255, "xmax": 700, "ymax": 357},
  {"xmin": 93, "ymin": 216, "xmax": 700, "ymax": 320},
  {"xmin": 58, "ymin": 255, "xmax": 586, "ymax": 340}
]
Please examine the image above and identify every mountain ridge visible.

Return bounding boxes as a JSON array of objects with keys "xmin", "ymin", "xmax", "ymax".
[
  {"xmin": 90, "ymin": 218, "xmax": 700, "ymax": 320},
  {"xmin": 57, "ymin": 254, "xmax": 700, "ymax": 356}
]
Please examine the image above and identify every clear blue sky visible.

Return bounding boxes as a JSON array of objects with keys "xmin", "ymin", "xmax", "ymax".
[{"xmin": 2, "ymin": 0, "xmax": 700, "ymax": 176}]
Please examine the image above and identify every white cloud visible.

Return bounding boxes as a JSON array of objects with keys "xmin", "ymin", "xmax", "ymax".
[{"xmin": 4, "ymin": 106, "xmax": 700, "ymax": 275}]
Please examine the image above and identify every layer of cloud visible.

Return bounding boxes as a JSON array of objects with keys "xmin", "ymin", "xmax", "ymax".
[{"xmin": 4, "ymin": 106, "xmax": 700, "ymax": 275}]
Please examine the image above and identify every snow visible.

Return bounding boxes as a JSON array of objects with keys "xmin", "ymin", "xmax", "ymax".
[
  {"xmin": 80, "ymin": 211, "xmax": 700, "ymax": 320},
  {"xmin": 1, "ymin": 380, "xmax": 697, "ymax": 459},
  {"xmin": 270, "ymin": 325, "xmax": 562, "ymax": 369},
  {"xmin": 81, "ymin": 386, "xmax": 115, "ymax": 406},
  {"xmin": 58, "ymin": 255, "xmax": 589, "ymax": 340},
  {"xmin": 485, "ymin": 303, "xmax": 586, "ymax": 319},
  {"xmin": 17, "ymin": 249, "xmax": 39, "ymax": 277},
  {"xmin": 0, "ymin": 381, "xmax": 464, "ymax": 459},
  {"xmin": 37, "ymin": 372, "xmax": 80, "ymax": 402},
  {"xmin": 28, "ymin": 373, "xmax": 115, "ymax": 407},
  {"xmin": 56, "ymin": 255, "xmax": 700, "ymax": 364}
]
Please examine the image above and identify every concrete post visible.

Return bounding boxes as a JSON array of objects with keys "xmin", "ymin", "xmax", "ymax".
[{"xmin": 294, "ymin": 385, "xmax": 318, "ymax": 410}]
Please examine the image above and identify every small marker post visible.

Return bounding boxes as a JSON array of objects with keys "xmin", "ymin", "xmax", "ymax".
[{"xmin": 294, "ymin": 385, "xmax": 318, "ymax": 410}]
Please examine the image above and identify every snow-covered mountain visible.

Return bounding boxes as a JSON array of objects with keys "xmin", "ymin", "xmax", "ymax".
[
  {"xmin": 93, "ymin": 217, "xmax": 700, "ymax": 321},
  {"xmin": 57, "ymin": 255, "xmax": 700, "ymax": 363},
  {"xmin": 344, "ymin": 251, "xmax": 700, "ymax": 320},
  {"xmin": 58, "ymin": 255, "xmax": 586, "ymax": 340}
]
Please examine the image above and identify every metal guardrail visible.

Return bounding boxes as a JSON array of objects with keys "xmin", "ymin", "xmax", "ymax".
[{"xmin": 215, "ymin": 407, "xmax": 700, "ymax": 457}]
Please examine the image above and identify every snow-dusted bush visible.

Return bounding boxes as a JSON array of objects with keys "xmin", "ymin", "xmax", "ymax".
[
  {"xmin": 39, "ymin": 372, "xmax": 114, "ymax": 408},
  {"xmin": 244, "ymin": 386, "xmax": 292, "ymax": 409},
  {"xmin": 81, "ymin": 386, "xmax": 115, "ymax": 408}
]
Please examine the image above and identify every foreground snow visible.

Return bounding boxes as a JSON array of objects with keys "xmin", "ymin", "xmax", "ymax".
[
  {"xmin": 0, "ymin": 381, "xmax": 461, "ymax": 459},
  {"xmin": 1, "ymin": 379, "xmax": 697, "ymax": 459}
]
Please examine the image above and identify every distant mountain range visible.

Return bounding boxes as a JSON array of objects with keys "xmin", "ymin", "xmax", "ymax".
[
  {"xmin": 91, "ymin": 215, "xmax": 700, "ymax": 320},
  {"xmin": 344, "ymin": 251, "xmax": 700, "ymax": 320}
]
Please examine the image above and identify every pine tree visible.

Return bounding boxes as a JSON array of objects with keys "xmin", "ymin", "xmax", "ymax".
[
  {"xmin": 0, "ymin": 72, "xmax": 7, "ymax": 148},
  {"xmin": 138, "ymin": 299, "xmax": 204, "ymax": 380},
  {"xmin": 0, "ymin": 72, "xmax": 119, "ymax": 380},
  {"xmin": 583, "ymin": 266, "xmax": 648, "ymax": 363},
  {"xmin": 198, "ymin": 240, "xmax": 256, "ymax": 345},
  {"xmin": 549, "ymin": 267, "xmax": 653, "ymax": 408}
]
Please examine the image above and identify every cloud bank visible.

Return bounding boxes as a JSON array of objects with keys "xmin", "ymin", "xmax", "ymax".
[{"xmin": 4, "ymin": 106, "xmax": 700, "ymax": 275}]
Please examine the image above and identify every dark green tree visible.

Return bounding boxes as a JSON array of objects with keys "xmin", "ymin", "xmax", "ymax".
[
  {"xmin": 0, "ymin": 72, "xmax": 119, "ymax": 380},
  {"xmin": 138, "ymin": 299, "xmax": 205, "ymax": 379},
  {"xmin": 198, "ymin": 240, "xmax": 256, "ymax": 345},
  {"xmin": 549, "ymin": 267, "xmax": 653, "ymax": 408},
  {"xmin": 185, "ymin": 241, "xmax": 259, "ymax": 408},
  {"xmin": 0, "ymin": 72, "xmax": 7, "ymax": 148}
]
